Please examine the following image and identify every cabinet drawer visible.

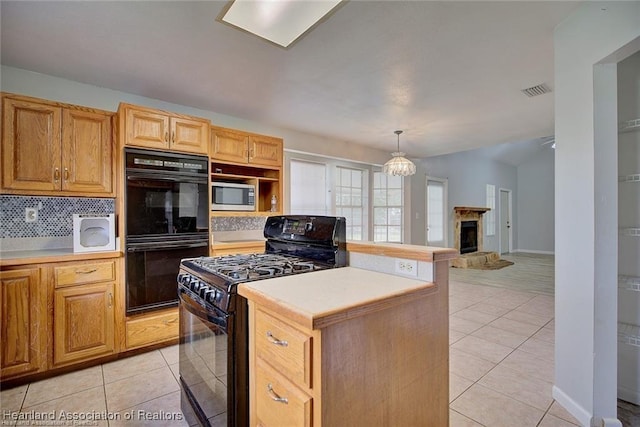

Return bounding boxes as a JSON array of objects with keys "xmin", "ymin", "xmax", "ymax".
[
  {"xmin": 255, "ymin": 309, "xmax": 312, "ymax": 390},
  {"xmin": 256, "ymin": 359, "xmax": 313, "ymax": 427},
  {"xmin": 126, "ymin": 310, "xmax": 178, "ymax": 349},
  {"xmin": 54, "ymin": 260, "xmax": 116, "ymax": 288}
]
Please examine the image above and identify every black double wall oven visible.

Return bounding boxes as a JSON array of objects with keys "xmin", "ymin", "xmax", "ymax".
[{"xmin": 125, "ymin": 148, "xmax": 209, "ymax": 315}]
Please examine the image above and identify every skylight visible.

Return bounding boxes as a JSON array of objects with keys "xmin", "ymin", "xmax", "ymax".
[{"xmin": 220, "ymin": 0, "xmax": 342, "ymax": 48}]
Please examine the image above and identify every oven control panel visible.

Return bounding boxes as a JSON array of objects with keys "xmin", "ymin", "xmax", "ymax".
[{"xmin": 178, "ymin": 271, "xmax": 229, "ymax": 312}]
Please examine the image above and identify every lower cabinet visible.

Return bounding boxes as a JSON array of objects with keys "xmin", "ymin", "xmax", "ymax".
[
  {"xmin": 125, "ymin": 308, "xmax": 179, "ymax": 350},
  {"xmin": 53, "ymin": 282, "xmax": 115, "ymax": 366},
  {"xmin": 0, "ymin": 256, "xmax": 120, "ymax": 381},
  {"xmin": 0, "ymin": 268, "xmax": 47, "ymax": 378},
  {"xmin": 51, "ymin": 259, "xmax": 118, "ymax": 367}
]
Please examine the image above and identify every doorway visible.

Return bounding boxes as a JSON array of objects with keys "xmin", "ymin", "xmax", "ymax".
[
  {"xmin": 499, "ymin": 188, "xmax": 512, "ymax": 254},
  {"xmin": 426, "ymin": 176, "xmax": 448, "ymax": 247}
]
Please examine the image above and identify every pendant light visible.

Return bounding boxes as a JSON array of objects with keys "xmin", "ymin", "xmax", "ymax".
[{"xmin": 383, "ymin": 130, "xmax": 416, "ymax": 176}]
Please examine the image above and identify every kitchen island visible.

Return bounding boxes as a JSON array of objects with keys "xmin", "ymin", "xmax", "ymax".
[{"xmin": 238, "ymin": 242, "xmax": 457, "ymax": 427}]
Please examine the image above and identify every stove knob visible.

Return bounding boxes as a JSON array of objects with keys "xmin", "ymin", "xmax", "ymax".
[
  {"xmin": 189, "ymin": 278, "xmax": 200, "ymax": 292},
  {"xmin": 199, "ymin": 285, "xmax": 209, "ymax": 298},
  {"xmin": 204, "ymin": 289, "xmax": 216, "ymax": 304}
]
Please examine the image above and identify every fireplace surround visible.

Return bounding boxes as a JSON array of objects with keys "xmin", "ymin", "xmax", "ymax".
[{"xmin": 453, "ymin": 206, "xmax": 490, "ymax": 254}]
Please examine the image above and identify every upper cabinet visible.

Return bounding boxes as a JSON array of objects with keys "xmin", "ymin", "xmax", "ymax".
[
  {"xmin": 119, "ymin": 103, "xmax": 210, "ymax": 155},
  {"xmin": 210, "ymin": 126, "xmax": 284, "ymax": 216},
  {"xmin": 1, "ymin": 94, "xmax": 114, "ymax": 196},
  {"xmin": 212, "ymin": 126, "xmax": 282, "ymax": 167}
]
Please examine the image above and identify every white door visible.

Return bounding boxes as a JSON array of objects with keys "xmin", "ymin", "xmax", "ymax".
[
  {"xmin": 500, "ymin": 189, "xmax": 512, "ymax": 254},
  {"xmin": 426, "ymin": 177, "xmax": 448, "ymax": 247}
]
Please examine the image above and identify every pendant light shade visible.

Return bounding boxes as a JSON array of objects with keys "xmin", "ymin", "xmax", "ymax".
[{"xmin": 383, "ymin": 130, "xmax": 416, "ymax": 176}]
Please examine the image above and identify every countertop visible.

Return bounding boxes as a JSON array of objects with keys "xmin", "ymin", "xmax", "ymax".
[
  {"xmin": 346, "ymin": 241, "xmax": 458, "ymax": 262},
  {"xmin": 0, "ymin": 249, "xmax": 122, "ymax": 266},
  {"xmin": 238, "ymin": 266, "xmax": 437, "ymax": 330}
]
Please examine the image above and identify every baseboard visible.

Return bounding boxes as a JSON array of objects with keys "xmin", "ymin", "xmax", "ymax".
[
  {"xmin": 552, "ymin": 385, "xmax": 592, "ymax": 427},
  {"xmin": 618, "ymin": 384, "xmax": 640, "ymax": 406},
  {"xmin": 512, "ymin": 249, "xmax": 555, "ymax": 255}
]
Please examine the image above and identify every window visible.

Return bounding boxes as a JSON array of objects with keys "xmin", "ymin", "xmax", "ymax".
[
  {"xmin": 373, "ymin": 172, "xmax": 403, "ymax": 242},
  {"xmin": 289, "ymin": 160, "xmax": 328, "ymax": 215},
  {"xmin": 335, "ymin": 167, "xmax": 364, "ymax": 240},
  {"xmin": 485, "ymin": 184, "xmax": 496, "ymax": 236},
  {"xmin": 426, "ymin": 178, "xmax": 446, "ymax": 245}
]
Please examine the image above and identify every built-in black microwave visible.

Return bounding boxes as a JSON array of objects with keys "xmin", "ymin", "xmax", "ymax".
[{"xmin": 212, "ymin": 182, "xmax": 255, "ymax": 211}]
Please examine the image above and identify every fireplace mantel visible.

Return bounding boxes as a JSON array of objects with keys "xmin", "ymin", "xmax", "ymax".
[{"xmin": 454, "ymin": 206, "xmax": 491, "ymax": 214}]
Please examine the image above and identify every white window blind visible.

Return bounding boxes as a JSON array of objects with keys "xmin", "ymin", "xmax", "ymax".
[
  {"xmin": 486, "ymin": 184, "xmax": 496, "ymax": 236},
  {"xmin": 290, "ymin": 160, "xmax": 328, "ymax": 215},
  {"xmin": 427, "ymin": 180, "xmax": 445, "ymax": 243}
]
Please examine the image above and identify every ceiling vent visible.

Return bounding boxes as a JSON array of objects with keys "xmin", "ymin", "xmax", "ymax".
[{"xmin": 521, "ymin": 83, "xmax": 551, "ymax": 97}]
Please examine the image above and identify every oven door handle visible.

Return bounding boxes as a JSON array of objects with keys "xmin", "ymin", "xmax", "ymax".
[
  {"xmin": 179, "ymin": 289, "xmax": 228, "ymax": 328},
  {"xmin": 126, "ymin": 174, "xmax": 207, "ymax": 185},
  {"xmin": 127, "ymin": 241, "xmax": 209, "ymax": 252}
]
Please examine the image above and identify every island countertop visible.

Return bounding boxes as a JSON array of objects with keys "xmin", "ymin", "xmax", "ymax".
[{"xmin": 238, "ymin": 266, "xmax": 437, "ymax": 330}]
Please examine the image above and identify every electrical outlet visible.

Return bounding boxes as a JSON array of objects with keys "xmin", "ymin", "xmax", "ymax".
[
  {"xmin": 25, "ymin": 207, "xmax": 38, "ymax": 223},
  {"xmin": 395, "ymin": 258, "xmax": 418, "ymax": 277}
]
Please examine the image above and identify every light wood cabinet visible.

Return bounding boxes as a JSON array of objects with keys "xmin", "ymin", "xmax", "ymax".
[
  {"xmin": 0, "ymin": 268, "xmax": 47, "ymax": 379},
  {"xmin": 211, "ymin": 126, "xmax": 282, "ymax": 167},
  {"xmin": 210, "ymin": 126, "xmax": 284, "ymax": 217},
  {"xmin": 1, "ymin": 94, "xmax": 114, "ymax": 196},
  {"xmin": 242, "ymin": 264, "xmax": 451, "ymax": 427},
  {"xmin": 125, "ymin": 308, "xmax": 179, "ymax": 350},
  {"xmin": 120, "ymin": 103, "xmax": 210, "ymax": 155},
  {"xmin": 51, "ymin": 259, "xmax": 117, "ymax": 366}
]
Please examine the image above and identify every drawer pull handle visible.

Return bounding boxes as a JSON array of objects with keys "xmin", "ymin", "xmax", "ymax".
[
  {"xmin": 108, "ymin": 292, "xmax": 113, "ymax": 308},
  {"xmin": 64, "ymin": 167, "xmax": 69, "ymax": 180},
  {"xmin": 267, "ymin": 383, "xmax": 288, "ymax": 404},
  {"xmin": 266, "ymin": 331, "xmax": 288, "ymax": 347},
  {"xmin": 78, "ymin": 269, "xmax": 98, "ymax": 274}
]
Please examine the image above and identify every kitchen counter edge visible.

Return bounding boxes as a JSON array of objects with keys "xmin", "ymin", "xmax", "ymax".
[
  {"xmin": 1, "ymin": 250, "xmax": 123, "ymax": 266},
  {"xmin": 346, "ymin": 241, "xmax": 458, "ymax": 262}
]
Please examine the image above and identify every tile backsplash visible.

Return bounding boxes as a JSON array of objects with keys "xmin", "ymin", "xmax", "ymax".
[
  {"xmin": 211, "ymin": 216, "xmax": 267, "ymax": 232},
  {"xmin": 0, "ymin": 195, "xmax": 115, "ymax": 239}
]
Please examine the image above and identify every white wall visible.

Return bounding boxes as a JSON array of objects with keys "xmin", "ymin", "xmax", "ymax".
[
  {"xmin": 410, "ymin": 150, "xmax": 518, "ymax": 250},
  {"xmin": 554, "ymin": 2, "xmax": 640, "ymax": 426},
  {"xmin": 516, "ymin": 147, "xmax": 555, "ymax": 253},
  {"xmin": 617, "ymin": 51, "xmax": 640, "ymax": 406},
  {"xmin": 0, "ymin": 65, "xmax": 390, "ymax": 166}
]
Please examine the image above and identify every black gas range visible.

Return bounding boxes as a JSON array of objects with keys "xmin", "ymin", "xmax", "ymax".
[{"xmin": 178, "ymin": 215, "xmax": 347, "ymax": 427}]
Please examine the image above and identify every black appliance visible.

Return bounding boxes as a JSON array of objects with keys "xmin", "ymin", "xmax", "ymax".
[
  {"xmin": 125, "ymin": 148, "xmax": 209, "ymax": 315},
  {"xmin": 178, "ymin": 215, "xmax": 347, "ymax": 427}
]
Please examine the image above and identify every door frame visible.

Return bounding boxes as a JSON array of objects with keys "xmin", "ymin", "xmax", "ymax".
[
  {"xmin": 499, "ymin": 188, "xmax": 513, "ymax": 254},
  {"xmin": 425, "ymin": 175, "xmax": 448, "ymax": 247}
]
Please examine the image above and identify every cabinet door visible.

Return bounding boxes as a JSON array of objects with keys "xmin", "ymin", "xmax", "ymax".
[
  {"xmin": 249, "ymin": 135, "xmax": 283, "ymax": 167},
  {"xmin": 0, "ymin": 268, "xmax": 47, "ymax": 378},
  {"xmin": 170, "ymin": 117, "xmax": 209, "ymax": 155},
  {"xmin": 61, "ymin": 109, "xmax": 114, "ymax": 195},
  {"xmin": 211, "ymin": 128, "xmax": 249, "ymax": 164},
  {"xmin": 53, "ymin": 282, "xmax": 115, "ymax": 366},
  {"xmin": 124, "ymin": 107, "xmax": 170, "ymax": 150},
  {"xmin": 2, "ymin": 98, "xmax": 62, "ymax": 191}
]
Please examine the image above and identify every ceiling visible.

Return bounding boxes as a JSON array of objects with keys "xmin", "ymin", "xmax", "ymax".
[{"xmin": 0, "ymin": 1, "xmax": 580, "ymax": 161}]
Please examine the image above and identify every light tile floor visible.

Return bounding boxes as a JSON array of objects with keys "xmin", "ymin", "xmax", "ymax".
[{"xmin": 1, "ymin": 279, "xmax": 582, "ymax": 427}]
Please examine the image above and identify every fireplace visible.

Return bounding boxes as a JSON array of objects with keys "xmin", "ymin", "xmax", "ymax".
[
  {"xmin": 460, "ymin": 221, "xmax": 478, "ymax": 254},
  {"xmin": 453, "ymin": 206, "xmax": 490, "ymax": 254}
]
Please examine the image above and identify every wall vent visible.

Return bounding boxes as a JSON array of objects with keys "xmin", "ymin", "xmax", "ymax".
[{"xmin": 521, "ymin": 83, "xmax": 551, "ymax": 97}]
